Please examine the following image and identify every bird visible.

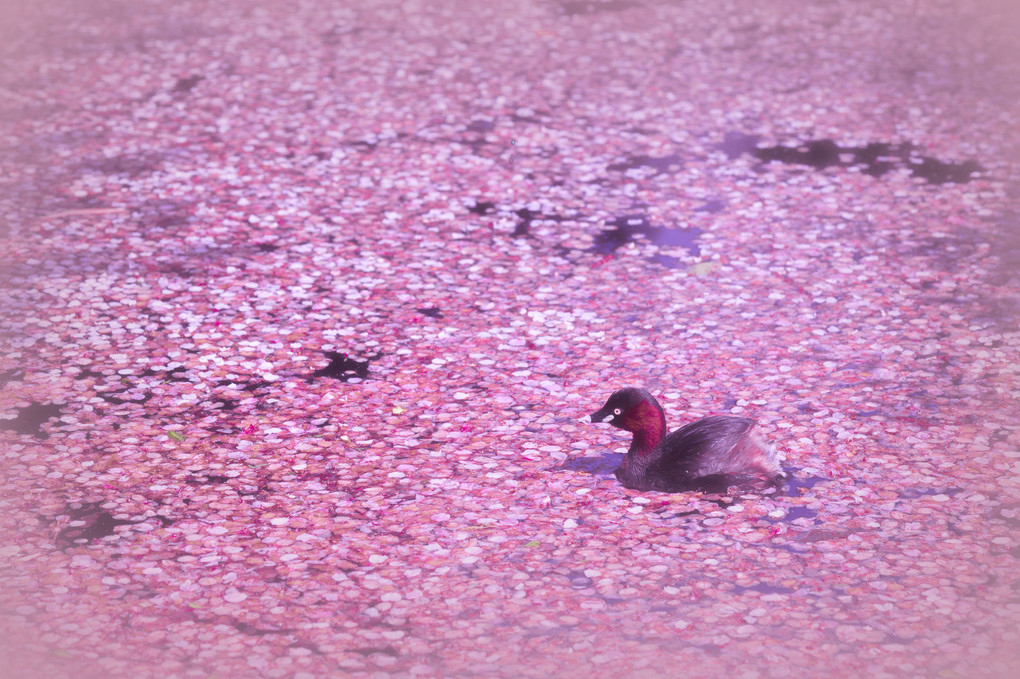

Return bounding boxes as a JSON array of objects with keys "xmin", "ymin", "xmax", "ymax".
[{"xmin": 587, "ymin": 387, "xmax": 785, "ymax": 493}]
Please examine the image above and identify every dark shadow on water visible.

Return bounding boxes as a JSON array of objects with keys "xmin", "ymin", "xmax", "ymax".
[
  {"xmin": 591, "ymin": 215, "xmax": 702, "ymax": 256},
  {"xmin": 552, "ymin": 452, "xmax": 623, "ymax": 476},
  {"xmin": 566, "ymin": 570, "xmax": 594, "ymax": 588},
  {"xmin": 54, "ymin": 501, "xmax": 145, "ymax": 548},
  {"xmin": 468, "ymin": 200, "xmax": 702, "ymax": 270},
  {"xmin": 558, "ymin": 0, "xmax": 639, "ymax": 16},
  {"xmin": 0, "ymin": 368, "xmax": 25, "ymax": 386},
  {"xmin": 591, "ymin": 214, "xmax": 702, "ymax": 269},
  {"xmin": 722, "ymin": 131, "xmax": 984, "ymax": 184},
  {"xmin": 782, "ymin": 468, "xmax": 828, "ymax": 497},
  {"xmin": 513, "ymin": 207, "xmax": 564, "ymax": 238},
  {"xmin": 718, "ymin": 131, "xmax": 761, "ymax": 159},
  {"xmin": 0, "ymin": 401, "xmax": 66, "ymax": 439},
  {"xmin": 731, "ymin": 582, "xmax": 795, "ymax": 595},
  {"xmin": 766, "ymin": 541, "xmax": 811, "ymax": 553},
  {"xmin": 308, "ymin": 351, "xmax": 381, "ymax": 382},
  {"xmin": 416, "ymin": 306, "xmax": 443, "ymax": 318},
  {"xmin": 765, "ymin": 506, "xmax": 819, "ymax": 524},
  {"xmin": 897, "ymin": 486, "xmax": 964, "ymax": 499},
  {"xmin": 696, "ymin": 198, "xmax": 726, "ymax": 214},
  {"xmin": 172, "ymin": 75, "xmax": 203, "ymax": 93},
  {"xmin": 607, "ymin": 153, "xmax": 682, "ymax": 175},
  {"xmin": 467, "ymin": 199, "xmax": 495, "ymax": 216}
]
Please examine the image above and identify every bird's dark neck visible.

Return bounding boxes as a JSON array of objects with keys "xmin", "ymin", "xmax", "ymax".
[
  {"xmin": 628, "ymin": 400, "xmax": 666, "ymax": 455},
  {"xmin": 620, "ymin": 400, "xmax": 667, "ymax": 482}
]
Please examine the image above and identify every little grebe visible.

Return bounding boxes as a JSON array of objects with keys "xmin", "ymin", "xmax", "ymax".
[{"xmin": 588, "ymin": 388, "xmax": 785, "ymax": 493}]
